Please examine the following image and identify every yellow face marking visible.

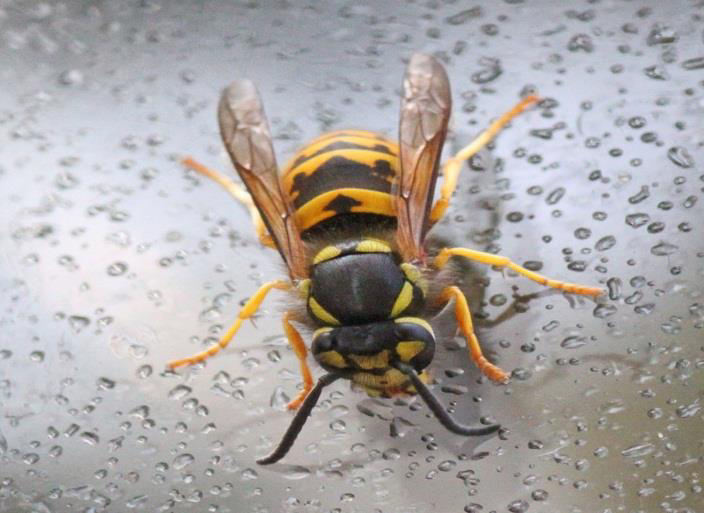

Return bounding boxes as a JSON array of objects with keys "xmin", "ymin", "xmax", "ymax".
[
  {"xmin": 317, "ymin": 350, "xmax": 347, "ymax": 368},
  {"xmin": 355, "ymin": 239, "xmax": 391, "ymax": 253},
  {"xmin": 308, "ymin": 296, "xmax": 340, "ymax": 325},
  {"xmin": 394, "ymin": 316, "xmax": 434, "ymax": 338},
  {"xmin": 389, "ymin": 281, "xmax": 413, "ymax": 318},
  {"xmin": 401, "ymin": 263, "xmax": 427, "ymax": 296},
  {"xmin": 396, "ymin": 341, "xmax": 426, "ymax": 362},
  {"xmin": 297, "ymin": 279, "xmax": 311, "ymax": 297},
  {"xmin": 313, "ymin": 246, "xmax": 342, "ymax": 265},
  {"xmin": 347, "ymin": 350, "xmax": 390, "ymax": 370}
]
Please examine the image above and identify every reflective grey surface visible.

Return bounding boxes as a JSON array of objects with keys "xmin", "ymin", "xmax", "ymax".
[{"xmin": 1, "ymin": 1, "xmax": 703, "ymax": 512}]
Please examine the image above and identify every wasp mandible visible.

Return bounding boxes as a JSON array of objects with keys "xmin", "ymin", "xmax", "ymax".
[{"xmin": 169, "ymin": 54, "xmax": 603, "ymax": 464}]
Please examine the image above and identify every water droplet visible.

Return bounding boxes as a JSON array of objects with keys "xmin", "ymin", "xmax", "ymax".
[
  {"xmin": 651, "ymin": 241, "xmax": 678, "ymax": 256},
  {"xmin": 646, "ymin": 24, "xmax": 678, "ymax": 45},
  {"xmin": 621, "ymin": 443, "xmax": 654, "ymax": 458},
  {"xmin": 643, "ymin": 65, "xmax": 669, "ymax": 80},
  {"xmin": 173, "ymin": 453, "xmax": 195, "ymax": 469},
  {"xmin": 561, "ymin": 336, "xmax": 587, "ymax": 349},
  {"xmin": 68, "ymin": 315, "xmax": 90, "ymax": 333},
  {"xmin": 269, "ymin": 386, "xmax": 289, "ymax": 409},
  {"xmin": 471, "ymin": 58, "xmax": 502, "ymax": 84},
  {"xmin": 681, "ymin": 56, "xmax": 704, "ymax": 70},
  {"xmin": 80, "ymin": 431, "xmax": 100, "ymax": 445},
  {"xmin": 168, "ymin": 385, "xmax": 192, "ymax": 400},
  {"xmin": 606, "ymin": 278, "xmax": 622, "ymax": 300},
  {"xmin": 55, "ymin": 172, "xmax": 79, "ymax": 189},
  {"xmin": 507, "ymin": 499, "xmax": 529, "ymax": 513},
  {"xmin": 593, "ymin": 304, "xmax": 617, "ymax": 318},
  {"xmin": 567, "ymin": 33, "xmax": 594, "ymax": 52},
  {"xmin": 445, "ymin": 7, "xmax": 482, "ymax": 25},
  {"xmin": 574, "ymin": 227, "xmax": 591, "ymax": 240},
  {"xmin": 282, "ymin": 465, "xmax": 311, "ymax": 480},
  {"xmin": 628, "ymin": 186, "xmax": 650, "ymax": 204},
  {"xmin": 107, "ymin": 262, "xmax": 128, "ymax": 276},
  {"xmin": 667, "ymin": 146, "xmax": 694, "ymax": 168},
  {"xmin": 625, "ymin": 213, "xmax": 649, "ymax": 228},
  {"xmin": 58, "ymin": 69, "xmax": 84, "ymax": 86},
  {"xmin": 97, "ymin": 377, "xmax": 115, "ymax": 390},
  {"xmin": 546, "ymin": 187, "xmax": 565, "ymax": 205},
  {"xmin": 595, "ymin": 235, "xmax": 616, "ymax": 251}
]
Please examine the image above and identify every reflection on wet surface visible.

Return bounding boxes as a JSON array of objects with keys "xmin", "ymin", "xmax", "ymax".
[{"xmin": 0, "ymin": 1, "xmax": 702, "ymax": 512}]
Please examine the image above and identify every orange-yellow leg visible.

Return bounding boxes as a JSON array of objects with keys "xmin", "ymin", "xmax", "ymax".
[
  {"xmin": 430, "ymin": 95, "xmax": 541, "ymax": 224},
  {"xmin": 440, "ymin": 286, "xmax": 510, "ymax": 383},
  {"xmin": 167, "ymin": 280, "xmax": 290, "ymax": 369},
  {"xmin": 181, "ymin": 157, "xmax": 275, "ymax": 248},
  {"xmin": 435, "ymin": 248, "xmax": 604, "ymax": 296},
  {"xmin": 282, "ymin": 312, "xmax": 313, "ymax": 410}
]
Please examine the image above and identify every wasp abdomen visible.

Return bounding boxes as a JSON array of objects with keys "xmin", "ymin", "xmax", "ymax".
[{"xmin": 281, "ymin": 131, "xmax": 400, "ymax": 234}]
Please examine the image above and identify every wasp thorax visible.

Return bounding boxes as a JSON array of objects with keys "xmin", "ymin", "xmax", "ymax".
[{"xmin": 305, "ymin": 240, "xmax": 426, "ymax": 326}]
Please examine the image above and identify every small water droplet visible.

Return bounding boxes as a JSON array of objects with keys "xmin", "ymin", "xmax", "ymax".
[
  {"xmin": 107, "ymin": 262, "xmax": 128, "ymax": 276},
  {"xmin": 650, "ymin": 241, "xmax": 678, "ymax": 256},
  {"xmin": 643, "ymin": 65, "xmax": 669, "ymax": 80},
  {"xmin": 667, "ymin": 146, "xmax": 694, "ymax": 168},
  {"xmin": 58, "ymin": 69, "xmax": 84, "ymax": 86},
  {"xmin": 561, "ymin": 336, "xmax": 587, "ymax": 349},
  {"xmin": 681, "ymin": 56, "xmax": 704, "ymax": 70},
  {"xmin": 595, "ymin": 235, "xmax": 616, "ymax": 251},
  {"xmin": 621, "ymin": 443, "xmax": 654, "ymax": 458},
  {"xmin": 173, "ymin": 453, "xmax": 195, "ymax": 469}
]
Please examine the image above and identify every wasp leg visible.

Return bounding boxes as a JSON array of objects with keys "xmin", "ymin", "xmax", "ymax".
[
  {"xmin": 181, "ymin": 157, "xmax": 276, "ymax": 248},
  {"xmin": 440, "ymin": 286, "xmax": 510, "ymax": 383},
  {"xmin": 168, "ymin": 280, "xmax": 290, "ymax": 369},
  {"xmin": 282, "ymin": 312, "xmax": 314, "ymax": 410},
  {"xmin": 429, "ymin": 95, "xmax": 540, "ymax": 224},
  {"xmin": 257, "ymin": 373, "xmax": 341, "ymax": 465},
  {"xmin": 435, "ymin": 248, "xmax": 603, "ymax": 296}
]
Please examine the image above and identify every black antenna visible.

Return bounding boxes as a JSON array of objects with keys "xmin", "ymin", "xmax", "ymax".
[
  {"xmin": 257, "ymin": 373, "xmax": 341, "ymax": 465},
  {"xmin": 393, "ymin": 361, "xmax": 500, "ymax": 436}
]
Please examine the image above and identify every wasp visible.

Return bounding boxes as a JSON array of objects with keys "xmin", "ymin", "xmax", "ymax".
[{"xmin": 168, "ymin": 54, "xmax": 603, "ymax": 465}]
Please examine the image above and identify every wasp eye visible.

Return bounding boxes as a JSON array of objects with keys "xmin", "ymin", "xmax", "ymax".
[{"xmin": 311, "ymin": 327, "xmax": 335, "ymax": 353}]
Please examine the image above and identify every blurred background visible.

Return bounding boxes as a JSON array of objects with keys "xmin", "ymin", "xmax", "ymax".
[{"xmin": 1, "ymin": 1, "xmax": 702, "ymax": 512}]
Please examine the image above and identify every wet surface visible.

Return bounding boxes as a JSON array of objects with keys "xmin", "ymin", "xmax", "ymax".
[{"xmin": 1, "ymin": 1, "xmax": 703, "ymax": 512}]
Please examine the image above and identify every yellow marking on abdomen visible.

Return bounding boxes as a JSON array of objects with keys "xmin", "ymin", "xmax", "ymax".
[
  {"xmin": 283, "ymin": 134, "xmax": 398, "ymax": 171},
  {"xmin": 294, "ymin": 188, "xmax": 395, "ymax": 231},
  {"xmin": 291, "ymin": 130, "xmax": 392, "ymax": 151},
  {"xmin": 355, "ymin": 239, "xmax": 391, "ymax": 253},
  {"xmin": 282, "ymin": 149, "xmax": 399, "ymax": 196}
]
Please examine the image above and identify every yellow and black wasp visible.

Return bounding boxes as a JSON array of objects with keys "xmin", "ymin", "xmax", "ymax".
[{"xmin": 169, "ymin": 54, "xmax": 603, "ymax": 465}]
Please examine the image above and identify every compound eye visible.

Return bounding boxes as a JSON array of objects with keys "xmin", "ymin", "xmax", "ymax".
[{"xmin": 311, "ymin": 327, "xmax": 335, "ymax": 353}]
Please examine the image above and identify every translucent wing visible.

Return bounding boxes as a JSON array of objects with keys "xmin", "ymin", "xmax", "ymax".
[
  {"xmin": 395, "ymin": 53, "xmax": 452, "ymax": 261},
  {"xmin": 218, "ymin": 80, "xmax": 308, "ymax": 279}
]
